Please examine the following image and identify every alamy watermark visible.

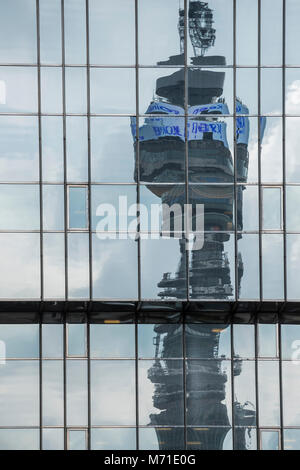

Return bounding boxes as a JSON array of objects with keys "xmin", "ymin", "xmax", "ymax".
[{"xmin": 95, "ymin": 196, "xmax": 204, "ymax": 251}]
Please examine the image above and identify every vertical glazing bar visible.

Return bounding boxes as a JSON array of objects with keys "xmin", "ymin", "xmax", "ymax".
[
  {"xmin": 63, "ymin": 313, "xmax": 67, "ymax": 449},
  {"xmin": 39, "ymin": 319, "xmax": 43, "ymax": 449},
  {"xmin": 86, "ymin": 0, "xmax": 92, "ymax": 303},
  {"xmin": 255, "ymin": 321, "xmax": 260, "ymax": 449},
  {"xmin": 233, "ymin": 0, "xmax": 238, "ymax": 303},
  {"xmin": 278, "ymin": 322, "xmax": 284, "ymax": 449},
  {"xmin": 282, "ymin": 0, "xmax": 287, "ymax": 302},
  {"xmin": 87, "ymin": 313, "xmax": 91, "ymax": 449},
  {"xmin": 135, "ymin": 0, "xmax": 140, "ymax": 450},
  {"xmin": 230, "ymin": 323, "xmax": 235, "ymax": 449},
  {"xmin": 62, "ymin": 0, "xmax": 68, "ymax": 301},
  {"xmin": 258, "ymin": 0, "xmax": 263, "ymax": 303}
]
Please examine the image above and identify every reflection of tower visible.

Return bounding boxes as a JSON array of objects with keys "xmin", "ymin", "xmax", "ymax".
[{"xmin": 132, "ymin": 0, "xmax": 255, "ymax": 450}]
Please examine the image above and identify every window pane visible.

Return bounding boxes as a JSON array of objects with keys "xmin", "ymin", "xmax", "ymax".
[
  {"xmin": 187, "ymin": 427, "xmax": 232, "ymax": 451},
  {"xmin": 286, "ymin": 69, "xmax": 300, "ymax": 114},
  {"xmin": 67, "ymin": 323, "xmax": 86, "ymax": 356},
  {"xmin": 0, "ymin": 233, "xmax": 40, "ymax": 299},
  {"xmin": 258, "ymin": 324, "xmax": 277, "ymax": 357},
  {"xmin": 42, "ymin": 360, "xmax": 64, "ymax": 426},
  {"xmin": 0, "ymin": 0, "xmax": 37, "ymax": 64},
  {"xmin": 0, "ymin": 116, "xmax": 39, "ymax": 182},
  {"xmin": 286, "ymin": 0, "xmax": 300, "ymax": 65},
  {"xmin": 89, "ymin": 0, "xmax": 135, "ymax": 65},
  {"xmin": 90, "ymin": 117, "xmax": 134, "ymax": 182},
  {"xmin": 42, "ymin": 324, "xmax": 63, "ymax": 358},
  {"xmin": 42, "ymin": 116, "xmax": 64, "ymax": 182},
  {"xmin": 65, "ymin": 67, "xmax": 87, "ymax": 114},
  {"xmin": 139, "ymin": 324, "xmax": 183, "ymax": 359},
  {"xmin": 90, "ymin": 68, "xmax": 136, "ymax": 114},
  {"xmin": 0, "ymin": 66, "xmax": 37, "ymax": 113},
  {"xmin": 0, "ymin": 184, "xmax": 39, "ymax": 230},
  {"xmin": 258, "ymin": 361, "xmax": 280, "ymax": 427},
  {"xmin": 287, "ymin": 234, "xmax": 300, "ymax": 299},
  {"xmin": 40, "ymin": 0, "xmax": 62, "ymax": 64},
  {"xmin": 186, "ymin": 360, "xmax": 232, "ymax": 426},
  {"xmin": 41, "ymin": 67, "xmax": 62, "ymax": 114},
  {"xmin": 261, "ymin": 0, "xmax": 282, "ymax": 66},
  {"xmin": 282, "ymin": 361, "xmax": 300, "ymax": 426},
  {"xmin": 262, "ymin": 234, "xmax": 284, "ymax": 300},
  {"xmin": 261, "ymin": 117, "xmax": 282, "ymax": 184},
  {"xmin": 65, "ymin": 0, "xmax": 86, "ymax": 65},
  {"xmin": 91, "ymin": 428, "xmax": 136, "ymax": 450},
  {"xmin": 284, "ymin": 429, "xmax": 300, "ymax": 450},
  {"xmin": 140, "ymin": 427, "xmax": 184, "ymax": 451},
  {"xmin": 286, "ymin": 118, "xmax": 300, "ymax": 183},
  {"xmin": 286, "ymin": 186, "xmax": 300, "ymax": 230},
  {"xmin": 236, "ymin": 0, "xmax": 258, "ymax": 65},
  {"xmin": 69, "ymin": 186, "xmax": 88, "ymax": 229},
  {"xmin": 185, "ymin": 325, "xmax": 230, "ymax": 359},
  {"xmin": 90, "ymin": 324, "xmax": 135, "ymax": 358},
  {"xmin": 66, "ymin": 117, "xmax": 88, "ymax": 182},
  {"xmin": 0, "ymin": 361, "xmax": 39, "ymax": 426},
  {"xmin": 67, "ymin": 233, "xmax": 89, "ymax": 298},
  {"xmin": 0, "ymin": 325, "xmax": 38, "ymax": 358},
  {"xmin": 43, "ymin": 233, "xmax": 65, "ymax": 299},
  {"xmin": 233, "ymin": 325, "xmax": 255, "ymax": 358},
  {"xmin": 43, "ymin": 185, "xmax": 64, "ymax": 230},
  {"xmin": 233, "ymin": 361, "xmax": 256, "ymax": 426},
  {"xmin": 43, "ymin": 428, "xmax": 64, "ymax": 450},
  {"xmin": 0, "ymin": 429, "xmax": 39, "ymax": 450},
  {"xmin": 281, "ymin": 325, "xmax": 300, "ymax": 360},
  {"xmin": 240, "ymin": 186, "xmax": 259, "ymax": 231},
  {"xmin": 139, "ymin": 360, "xmax": 183, "ymax": 426},
  {"xmin": 91, "ymin": 360, "xmax": 136, "ymax": 425},
  {"xmin": 66, "ymin": 360, "xmax": 88, "ymax": 426},
  {"xmin": 236, "ymin": 68, "xmax": 257, "ymax": 115},
  {"xmin": 68, "ymin": 430, "xmax": 87, "ymax": 450},
  {"xmin": 92, "ymin": 237, "xmax": 138, "ymax": 300},
  {"xmin": 262, "ymin": 187, "xmax": 282, "ymax": 230},
  {"xmin": 261, "ymin": 68, "xmax": 282, "ymax": 115},
  {"xmin": 261, "ymin": 430, "xmax": 280, "ymax": 450},
  {"xmin": 238, "ymin": 235, "xmax": 260, "ymax": 300}
]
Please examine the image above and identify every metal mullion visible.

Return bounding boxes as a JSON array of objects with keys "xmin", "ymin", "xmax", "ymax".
[
  {"xmin": 233, "ymin": 0, "xmax": 238, "ymax": 305},
  {"xmin": 278, "ymin": 322, "xmax": 284, "ymax": 449},
  {"xmin": 258, "ymin": 0, "xmax": 263, "ymax": 304},
  {"xmin": 255, "ymin": 322, "xmax": 260, "ymax": 449},
  {"xmin": 135, "ymin": 0, "xmax": 140, "ymax": 451}
]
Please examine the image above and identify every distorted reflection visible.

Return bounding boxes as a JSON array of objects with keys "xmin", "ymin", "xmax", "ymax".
[{"xmin": 135, "ymin": 0, "xmax": 266, "ymax": 302}]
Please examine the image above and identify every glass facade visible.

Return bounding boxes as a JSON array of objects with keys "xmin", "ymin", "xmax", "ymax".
[{"xmin": 0, "ymin": 0, "xmax": 300, "ymax": 451}]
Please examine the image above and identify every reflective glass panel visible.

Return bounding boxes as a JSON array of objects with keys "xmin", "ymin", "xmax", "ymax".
[
  {"xmin": 139, "ymin": 428, "xmax": 184, "ymax": 451},
  {"xmin": 286, "ymin": 0, "xmax": 300, "ymax": 65},
  {"xmin": 0, "ymin": 233, "xmax": 40, "ymax": 299},
  {"xmin": 43, "ymin": 428, "xmax": 64, "ymax": 451},
  {"xmin": 42, "ymin": 324, "xmax": 63, "ymax": 358},
  {"xmin": 66, "ymin": 117, "xmax": 88, "ymax": 182},
  {"xmin": 286, "ymin": 69, "xmax": 300, "ymax": 115},
  {"xmin": 66, "ymin": 360, "xmax": 88, "ymax": 426},
  {"xmin": 238, "ymin": 235, "xmax": 260, "ymax": 300},
  {"xmin": 238, "ymin": 117, "xmax": 258, "ymax": 183},
  {"xmin": 239, "ymin": 186, "xmax": 259, "ymax": 231},
  {"xmin": 68, "ymin": 186, "xmax": 88, "ymax": 229},
  {"xmin": 284, "ymin": 429, "xmax": 300, "ymax": 450},
  {"xmin": 90, "ymin": 117, "xmax": 135, "ymax": 182},
  {"xmin": 89, "ymin": 0, "xmax": 135, "ymax": 65},
  {"xmin": 41, "ymin": 67, "xmax": 63, "ymax": 114},
  {"xmin": 287, "ymin": 234, "xmax": 300, "ymax": 300},
  {"xmin": 0, "ymin": 361, "xmax": 39, "ymax": 426},
  {"xmin": 65, "ymin": 67, "xmax": 87, "ymax": 114},
  {"xmin": 233, "ymin": 360, "xmax": 256, "ymax": 426},
  {"xmin": 139, "ymin": 360, "xmax": 183, "ymax": 426},
  {"xmin": 0, "ymin": 429, "xmax": 39, "ymax": 451},
  {"xmin": 236, "ymin": 0, "xmax": 258, "ymax": 65},
  {"xmin": 286, "ymin": 118, "xmax": 300, "ymax": 183},
  {"xmin": 0, "ymin": 0, "xmax": 37, "ymax": 64},
  {"xmin": 0, "ymin": 324, "xmax": 38, "ymax": 358},
  {"xmin": 258, "ymin": 324, "xmax": 277, "ymax": 358},
  {"xmin": 90, "ymin": 68, "xmax": 136, "ymax": 114},
  {"xmin": 42, "ymin": 360, "xmax": 64, "ymax": 426},
  {"xmin": 262, "ymin": 234, "xmax": 284, "ymax": 300},
  {"xmin": 186, "ymin": 360, "xmax": 232, "ymax": 426},
  {"xmin": 139, "ymin": 324, "xmax": 183, "ymax": 359},
  {"xmin": 261, "ymin": 68, "xmax": 282, "ymax": 115},
  {"xmin": 185, "ymin": 325, "xmax": 230, "ymax": 359},
  {"xmin": 68, "ymin": 430, "xmax": 87, "ymax": 450},
  {"xmin": 258, "ymin": 361, "xmax": 280, "ymax": 427},
  {"xmin": 282, "ymin": 361, "xmax": 300, "ymax": 426},
  {"xmin": 187, "ymin": 427, "xmax": 232, "ymax": 451},
  {"xmin": 67, "ymin": 233, "xmax": 89, "ymax": 298},
  {"xmin": 260, "ymin": 430, "xmax": 280, "ymax": 450},
  {"xmin": 90, "ymin": 324, "xmax": 135, "ymax": 358},
  {"xmin": 286, "ymin": 187, "xmax": 300, "ymax": 230},
  {"xmin": 43, "ymin": 185, "xmax": 64, "ymax": 230},
  {"xmin": 236, "ymin": 68, "xmax": 257, "ymax": 115},
  {"xmin": 43, "ymin": 233, "xmax": 65, "ymax": 299},
  {"xmin": 261, "ymin": 117, "xmax": 282, "ymax": 183},
  {"xmin": 92, "ymin": 236, "xmax": 138, "ymax": 300},
  {"xmin": 40, "ymin": 0, "xmax": 62, "ymax": 64},
  {"xmin": 65, "ymin": 0, "xmax": 86, "ymax": 65},
  {"xmin": 67, "ymin": 323, "xmax": 86, "ymax": 356},
  {"xmin": 0, "ymin": 116, "xmax": 39, "ymax": 182},
  {"xmin": 233, "ymin": 325, "xmax": 255, "ymax": 358},
  {"xmin": 42, "ymin": 116, "xmax": 64, "ymax": 182},
  {"xmin": 0, "ymin": 66, "xmax": 38, "ymax": 113},
  {"xmin": 91, "ymin": 428, "xmax": 136, "ymax": 450},
  {"xmin": 0, "ymin": 184, "xmax": 39, "ymax": 230},
  {"xmin": 91, "ymin": 360, "xmax": 135, "ymax": 425},
  {"xmin": 261, "ymin": 0, "xmax": 282, "ymax": 66},
  {"xmin": 262, "ymin": 187, "xmax": 282, "ymax": 230}
]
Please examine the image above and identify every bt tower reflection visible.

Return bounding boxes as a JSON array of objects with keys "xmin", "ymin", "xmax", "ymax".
[{"xmin": 132, "ymin": 1, "xmax": 261, "ymax": 450}]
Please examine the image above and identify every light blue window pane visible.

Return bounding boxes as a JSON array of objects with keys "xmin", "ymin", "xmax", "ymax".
[
  {"xmin": 0, "ymin": 361, "xmax": 39, "ymax": 426},
  {"xmin": 282, "ymin": 361, "xmax": 300, "ymax": 426},
  {"xmin": 286, "ymin": 187, "xmax": 300, "ymax": 230},
  {"xmin": 0, "ymin": 184, "xmax": 40, "ymax": 230},
  {"xmin": 91, "ymin": 428, "xmax": 136, "ymax": 450},
  {"xmin": 90, "ymin": 68, "xmax": 136, "ymax": 114},
  {"xmin": 286, "ymin": 69, "xmax": 300, "ymax": 114},
  {"xmin": 281, "ymin": 325, "xmax": 300, "ymax": 360},
  {"xmin": 90, "ymin": 324, "xmax": 135, "ymax": 358},
  {"xmin": 66, "ymin": 360, "xmax": 88, "ymax": 426},
  {"xmin": 43, "ymin": 233, "xmax": 65, "ymax": 299},
  {"xmin": 261, "ymin": 118, "xmax": 282, "ymax": 184},
  {"xmin": 43, "ymin": 428, "xmax": 64, "ymax": 450},
  {"xmin": 0, "ymin": 324, "xmax": 38, "ymax": 358},
  {"xmin": 236, "ymin": 0, "xmax": 258, "ymax": 65},
  {"xmin": 68, "ymin": 233, "xmax": 89, "ymax": 298},
  {"xmin": 262, "ymin": 187, "xmax": 282, "ymax": 230},
  {"xmin": 41, "ymin": 67, "xmax": 62, "ymax": 114},
  {"xmin": 0, "ymin": 66, "xmax": 38, "ymax": 113},
  {"xmin": 42, "ymin": 324, "xmax": 64, "ymax": 358},
  {"xmin": 261, "ymin": 68, "xmax": 282, "ymax": 115},
  {"xmin": 65, "ymin": 0, "xmax": 86, "ymax": 65},
  {"xmin": 261, "ymin": 0, "xmax": 282, "ymax": 66},
  {"xmin": 262, "ymin": 234, "xmax": 284, "ymax": 300},
  {"xmin": 0, "ymin": 429, "xmax": 39, "ymax": 450},
  {"xmin": 258, "ymin": 324, "xmax": 277, "ymax": 357},
  {"xmin": 236, "ymin": 68, "xmax": 257, "ymax": 115},
  {"xmin": 187, "ymin": 427, "xmax": 232, "ymax": 451},
  {"xmin": 68, "ymin": 430, "xmax": 87, "ymax": 450},
  {"xmin": 69, "ymin": 186, "xmax": 88, "ymax": 229},
  {"xmin": 65, "ymin": 67, "xmax": 87, "ymax": 114},
  {"xmin": 286, "ymin": 118, "xmax": 300, "ymax": 183},
  {"xmin": 238, "ymin": 235, "xmax": 260, "ymax": 300},
  {"xmin": 40, "ymin": 0, "xmax": 62, "ymax": 64},
  {"xmin": 233, "ymin": 361, "xmax": 256, "ymax": 426},
  {"xmin": 0, "ymin": 233, "xmax": 40, "ymax": 299},
  {"xmin": 43, "ymin": 185, "xmax": 64, "ymax": 230},
  {"xmin": 139, "ymin": 427, "xmax": 184, "ymax": 451},
  {"xmin": 42, "ymin": 116, "xmax": 64, "ymax": 182},
  {"xmin": 258, "ymin": 361, "xmax": 280, "ymax": 427},
  {"xmin": 66, "ymin": 117, "xmax": 88, "ymax": 182},
  {"xmin": 287, "ymin": 235, "xmax": 300, "ymax": 300},
  {"xmin": 0, "ymin": 116, "xmax": 39, "ymax": 182},
  {"xmin": 286, "ymin": 0, "xmax": 300, "ymax": 65},
  {"xmin": 261, "ymin": 431, "xmax": 280, "ymax": 450},
  {"xmin": 67, "ymin": 324, "xmax": 86, "ymax": 356},
  {"xmin": 233, "ymin": 324, "xmax": 255, "ymax": 358},
  {"xmin": 42, "ymin": 360, "xmax": 64, "ymax": 426},
  {"xmin": 0, "ymin": 0, "xmax": 37, "ymax": 64},
  {"xmin": 89, "ymin": 0, "xmax": 135, "ymax": 65},
  {"xmin": 240, "ymin": 186, "xmax": 259, "ymax": 231},
  {"xmin": 284, "ymin": 429, "xmax": 300, "ymax": 450}
]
